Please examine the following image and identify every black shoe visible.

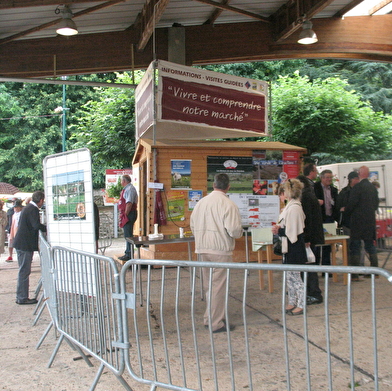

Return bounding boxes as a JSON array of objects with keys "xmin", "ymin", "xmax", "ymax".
[
  {"xmin": 213, "ymin": 324, "xmax": 235, "ymax": 333},
  {"xmin": 306, "ymin": 296, "xmax": 323, "ymax": 306},
  {"xmin": 16, "ymin": 298, "xmax": 38, "ymax": 305},
  {"xmin": 118, "ymin": 255, "xmax": 131, "ymax": 261}
]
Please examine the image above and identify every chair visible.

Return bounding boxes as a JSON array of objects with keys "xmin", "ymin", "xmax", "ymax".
[{"xmin": 251, "ymin": 228, "xmax": 274, "ymax": 292}]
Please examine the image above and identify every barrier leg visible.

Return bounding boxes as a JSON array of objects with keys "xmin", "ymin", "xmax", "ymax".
[
  {"xmin": 90, "ymin": 363, "xmax": 133, "ymax": 391},
  {"xmin": 47, "ymin": 333, "xmax": 65, "ymax": 368},
  {"xmin": 32, "ymin": 297, "xmax": 46, "ymax": 326},
  {"xmin": 382, "ymin": 252, "xmax": 392, "ymax": 268},
  {"xmin": 36, "ymin": 320, "xmax": 53, "ymax": 350}
]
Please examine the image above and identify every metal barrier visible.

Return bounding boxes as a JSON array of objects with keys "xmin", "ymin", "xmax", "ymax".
[
  {"xmin": 36, "ymin": 237, "xmax": 392, "ymax": 390},
  {"xmin": 376, "ymin": 206, "xmax": 392, "ymax": 267},
  {"xmin": 120, "ymin": 259, "xmax": 392, "ymax": 391}
]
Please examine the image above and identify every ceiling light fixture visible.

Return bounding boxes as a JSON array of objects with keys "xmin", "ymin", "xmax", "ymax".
[
  {"xmin": 298, "ymin": 20, "xmax": 318, "ymax": 45},
  {"xmin": 56, "ymin": 5, "xmax": 78, "ymax": 36}
]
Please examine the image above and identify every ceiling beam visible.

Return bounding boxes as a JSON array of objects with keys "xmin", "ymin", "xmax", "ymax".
[
  {"xmin": 334, "ymin": 0, "xmax": 365, "ymax": 17},
  {"xmin": 0, "ymin": 0, "xmax": 125, "ymax": 46},
  {"xmin": 272, "ymin": 0, "xmax": 336, "ymax": 42},
  {"xmin": 369, "ymin": 0, "xmax": 392, "ymax": 15},
  {"xmin": 0, "ymin": 77, "xmax": 137, "ymax": 88},
  {"xmin": 135, "ymin": 0, "xmax": 170, "ymax": 51},
  {"xmin": 0, "ymin": 16, "xmax": 391, "ymax": 78},
  {"xmin": 203, "ymin": 0, "xmax": 229, "ymax": 25},
  {"xmin": 193, "ymin": 0, "xmax": 270, "ymax": 23}
]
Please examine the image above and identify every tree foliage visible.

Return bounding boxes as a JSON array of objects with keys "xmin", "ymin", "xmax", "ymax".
[
  {"xmin": 70, "ymin": 73, "xmax": 138, "ymax": 188},
  {"xmin": 1, "ymin": 61, "xmax": 392, "ymax": 191},
  {"xmin": 271, "ymin": 73, "xmax": 392, "ymax": 161}
]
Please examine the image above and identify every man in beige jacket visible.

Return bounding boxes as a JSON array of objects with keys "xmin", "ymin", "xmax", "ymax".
[{"xmin": 190, "ymin": 173, "xmax": 243, "ymax": 333}]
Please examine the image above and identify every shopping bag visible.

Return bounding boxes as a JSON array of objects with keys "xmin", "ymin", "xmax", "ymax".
[{"xmin": 306, "ymin": 247, "xmax": 316, "ymax": 264}]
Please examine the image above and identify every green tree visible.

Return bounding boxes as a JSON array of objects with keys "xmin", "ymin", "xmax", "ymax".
[
  {"xmin": 300, "ymin": 60, "xmax": 392, "ymax": 114},
  {"xmin": 271, "ymin": 73, "xmax": 392, "ymax": 162},
  {"xmin": 0, "ymin": 75, "xmax": 113, "ymax": 190},
  {"xmin": 70, "ymin": 73, "xmax": 138, "ymax": 188}
]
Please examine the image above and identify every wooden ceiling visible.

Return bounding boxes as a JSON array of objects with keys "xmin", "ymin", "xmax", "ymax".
[{"xmin": 0, "ymin": 0, "xmax": 391, "ymax": 78}]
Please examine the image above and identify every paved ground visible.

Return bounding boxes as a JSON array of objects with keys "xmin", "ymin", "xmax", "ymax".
[{"xmin": 1, "ymin": 239, "xmax": 392, "ymax": 391}]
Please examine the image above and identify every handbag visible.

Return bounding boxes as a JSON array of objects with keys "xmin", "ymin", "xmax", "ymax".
[{"xmin": 273, "ymin": 235, "xmax": 282, "ymax": 256}]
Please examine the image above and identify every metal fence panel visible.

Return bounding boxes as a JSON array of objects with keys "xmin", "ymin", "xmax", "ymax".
[
  {"xmin": 120, "ymin": 260, "xmax": 392, "ymax": 391},
  {"xmin": 51, "ymin": 245, "xmax": 129, "ymax": 389}
]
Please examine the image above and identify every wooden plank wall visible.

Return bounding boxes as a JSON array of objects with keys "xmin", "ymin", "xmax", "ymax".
[{"xmin": 138, "ymin": 144, "xmax": 299, "ymax": 262}]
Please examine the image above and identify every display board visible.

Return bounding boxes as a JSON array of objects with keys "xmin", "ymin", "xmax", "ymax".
[{"xmin": 43, "ymin": 148, "xmax": 95, "ymax": 253}]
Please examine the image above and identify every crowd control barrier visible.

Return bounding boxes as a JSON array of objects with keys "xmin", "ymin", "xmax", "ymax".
[
  {"xmin": 37, "ymin": 235, "xmax": 392, "ymax": 390},
  {"xmin": 376, "ymin": 206, "xmax": 392, "ymax": 268}
]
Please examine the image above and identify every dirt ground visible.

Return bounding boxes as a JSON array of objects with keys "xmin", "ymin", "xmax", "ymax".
[{"xmin": 1, "ymin": 239, "xmax": 392, "ymax": 391}]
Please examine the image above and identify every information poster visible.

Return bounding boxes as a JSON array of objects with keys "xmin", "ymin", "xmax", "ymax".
[
  {"xmin": 207, "ymin": 156, "xmax": 253, "ymax": 192},
  {"xmin": 104, "ymin": 168, "xmax": 133, "ymax": 205},
  {"xmin": 166, "ymin": 190, "xmax": 186, "ymax": 221},
  {"xmin": 229, "ymin": 193, "xmax": 280, "ymax": 228},
  {"xmin": 188, "ymin": 190, "xmax": 202, "ymax": 211},
  {"xmin": 252, "ymin": 150, "xmax": 283, "ymax": 195},
  {"xmin": 282, "ymin": 151, "xmax": 300, "ymax": 178},
  {"xmin": 171, "ymin": 159, "xmax": 191, "ymax": 189}
]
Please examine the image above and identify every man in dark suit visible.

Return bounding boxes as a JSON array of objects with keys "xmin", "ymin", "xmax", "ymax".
[
  {"xmin": 345, "ymin": 166, "xmax": 379, "ymax": 274},
  {"xmin": 314, "ymin": 169, "xmax": 339, "ymax": 267},
  {"xmin": 14, "ymin": 191, "xmax": 46, "ymax": 305},
  {"xmin": 297, "ymin": 175, "xmax": 325, "ymax": 304}
]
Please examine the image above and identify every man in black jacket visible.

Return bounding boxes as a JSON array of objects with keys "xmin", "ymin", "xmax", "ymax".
[
  {"xmin": 314, "ymin": 170, "xmax": 339, "ymax": 267},
  {"xmin": 336, "ymin": 171, "xmax": 361, "ymax": 279},
  {"xmin": 345, "ymin": 166, "xmax": 379, "ymax": 273},
  {"xmin": 297, "ymin": 175, "xmax": 325, "ymax": 304},
  {"xmin": 14, "ymin": 191, "xmax": 46, "ymax": 305}
]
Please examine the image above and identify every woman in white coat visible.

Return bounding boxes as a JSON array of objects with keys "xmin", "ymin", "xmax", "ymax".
[{"xmin": 272, "ymin": 179, "xmax": 307, "ymax": 315}]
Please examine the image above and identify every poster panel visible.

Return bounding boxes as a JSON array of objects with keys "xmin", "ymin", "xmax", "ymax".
[
  {"xmin": 43, "ymin": 148, "xmax": 96, "ymax": 296},
  {"xmin": 207, "ymin": 156, "xmax": 253, "ymax": 193},
  {"xmin": 104, "ymin": 168, "xmax": 133, "ymax": 205},
  {"xmin": 171, "ymin": 159, "xmax": 191, "ymax": 189},
  {"xmin": 229, "ymin": 193, "xmax": 280, "ymax": 228},
  {"xmin": 43, "ymin": 148, "xmax": 95, "ymax": 253}
]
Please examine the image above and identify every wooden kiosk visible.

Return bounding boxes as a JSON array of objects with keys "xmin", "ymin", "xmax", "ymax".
[
  {"xmin": 131, "ymin": 60, "xmax": 306, "ymax": 261},
  {"xmin": 132, "ymin": 139, "xmax": 306, "ymax": 261}
]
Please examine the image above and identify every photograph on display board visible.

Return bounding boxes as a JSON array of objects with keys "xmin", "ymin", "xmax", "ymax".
[
  {"xmin": 252, "ymin": 150, "xmax": 283, "ymax": 195},
  {"xmin": 207, "ymin": 156, "xmax": 253, "ymax": 193},
  {"xmin": 52, "ymin": 170, "xmax": 86, "ymax": 220}
]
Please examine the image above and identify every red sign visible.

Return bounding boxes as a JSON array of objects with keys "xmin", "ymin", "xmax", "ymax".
[{"xmin": 160, "ymin": 77, "xmax": 266, "ymax": 134}]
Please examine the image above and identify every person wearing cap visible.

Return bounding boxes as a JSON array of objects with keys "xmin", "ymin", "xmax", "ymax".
[{"xmin": 336, "ymin": 171, "xmax": 360, "ymax": 278}]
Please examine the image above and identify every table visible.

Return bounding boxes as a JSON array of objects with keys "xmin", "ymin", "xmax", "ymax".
[
  {"xmin": 322, "ymin": 234, "xmax": 349, "ymax": 284},
  {"xmin": 126, "ymin": 234, "xmax": 195, "ymax": 261},
  {"xmin": 254, "ymin": 234, "xmax": 350, "ymax": 293}
]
